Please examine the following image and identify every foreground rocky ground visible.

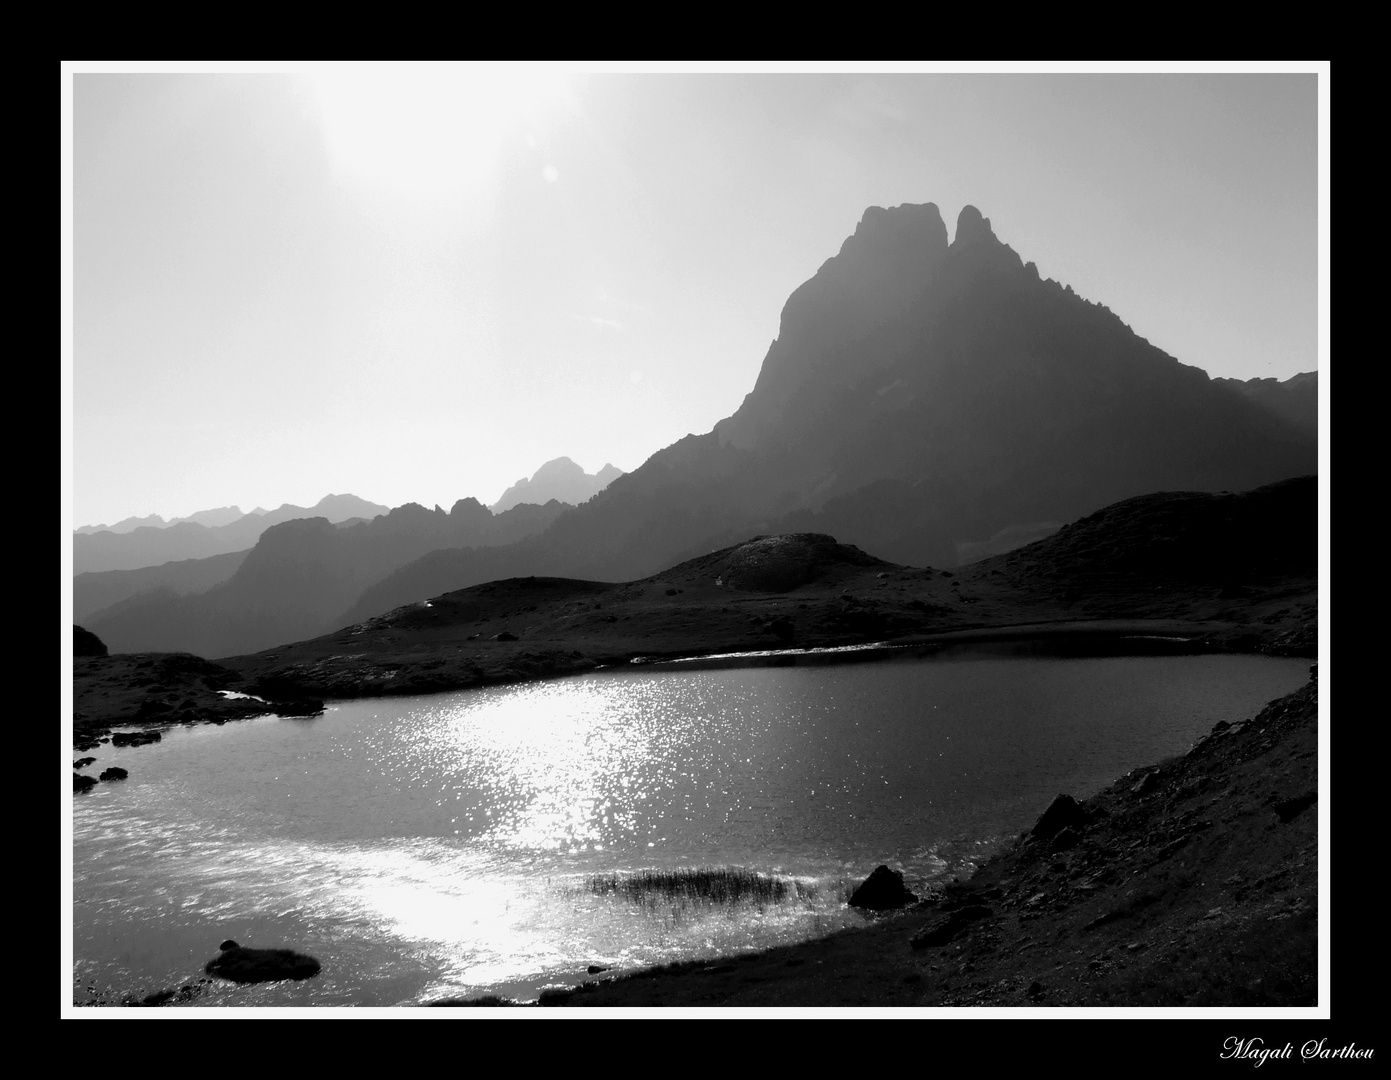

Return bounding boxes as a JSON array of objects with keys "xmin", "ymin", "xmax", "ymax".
[{"xmin": 528, "ymin": 671, "xmax": 1318, "ymax": 1008}]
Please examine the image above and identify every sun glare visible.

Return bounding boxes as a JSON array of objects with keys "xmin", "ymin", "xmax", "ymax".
[{"xmin": 307, "ymin": 67, "xmax": 571, "ymax": 202}]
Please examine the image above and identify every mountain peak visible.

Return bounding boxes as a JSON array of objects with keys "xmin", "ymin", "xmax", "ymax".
[
  {"xmin": 949, "ymin": 204, "xmax": 1023, "ymax": 274},
  {"xmin": 491, "ymin": 458, "xmax": 625, "ymax": 513},
  {"xmin": 835, "ymin": 203, "xmax": 949, "ymax": 271},
  {"xmin": 953, "ymin": 205, "xmax": 993, "ymax": 246}
]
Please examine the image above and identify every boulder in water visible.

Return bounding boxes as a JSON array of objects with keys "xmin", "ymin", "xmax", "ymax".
[{"xmin": 205, "ymin": 941, "xmax": 322, "ymax": 983}]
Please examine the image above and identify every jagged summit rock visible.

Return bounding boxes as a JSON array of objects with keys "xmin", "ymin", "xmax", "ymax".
[{"xmin": 491, "ymin": 457, "xmax": 625, "ymax": 514}]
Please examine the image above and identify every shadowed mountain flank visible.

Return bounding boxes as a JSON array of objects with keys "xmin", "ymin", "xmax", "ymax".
[
  {"xmin": 1214, "ymin": 371, "xmax": 1318, "ymax": 438},
  {"xmin": 491, "ymin": 457, "xmax": 625, "ymax": 513},
  {"xmin": 74, "ymin": 550, "xmax": 250, "ymax": 624}
]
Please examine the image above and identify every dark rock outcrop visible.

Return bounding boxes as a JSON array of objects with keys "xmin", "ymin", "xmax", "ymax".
[
  {"xmin": 849, "ymin": 865, "xmax": 917, "ymax": 911},
  {"xmin": 98, "ymin": 766, "xmax": 128, "ymax": 782},
  {"xmin": 74, "ymin": 626, "xmax": 107, "ymax": 657},
  {"xmin": 110, "ymin": 730, "xmax": 161, "ymax": 747},
  {"xmin": 73, "ymin": 774, "xmax": 98, "ymax": 793},
  {"xmin": 1031, "ymin": 794, "xmax": 1088, "ymax": 840}
]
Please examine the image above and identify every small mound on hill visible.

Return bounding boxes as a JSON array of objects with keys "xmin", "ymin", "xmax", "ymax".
[
  {"xmin": 676, "ymin": 534, "xmax": 891, "ymax": 593},
  {"xmin": 981, "ymin": 476, "xmax": 1315, "ymax": 586}
]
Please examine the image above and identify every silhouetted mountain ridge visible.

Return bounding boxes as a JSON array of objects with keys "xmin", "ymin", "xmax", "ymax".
[{"xmin": 74, "ymin": 494, "xmax": 391, "ymax": 574}]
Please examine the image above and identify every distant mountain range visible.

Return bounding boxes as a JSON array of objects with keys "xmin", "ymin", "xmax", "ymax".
[
  {"xmin": 491, "ymin": 458, "xmax": 624, "ymax": 513},
  {"xmin": 78, "ymin": 202, "xmax": 1317, "ymax": 659},
  {"xmin": 73, "ymin": 494, "xmax": 391, "ymax": 574},
  {"xmin": 75, "ymin": 505, "xmax": 248, "ymax": 534},
  {"xmin": 82, "ymin": 499, "xmax": 571, "ymax": 658}
]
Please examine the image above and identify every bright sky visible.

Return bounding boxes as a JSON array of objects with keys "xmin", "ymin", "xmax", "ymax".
[{"xmin": 63, "ymin": 64, "xmax": 1326, "ymax": 529}]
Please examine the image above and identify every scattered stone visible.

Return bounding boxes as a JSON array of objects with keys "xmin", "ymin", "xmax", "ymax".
[
  {"xmin": 587, "ymin": 964, "xmax": 610, "ymax": 974},
  {"xmin": 494, "ymin": 631, "xmax": 518, "ymax": 642},
  {"xmin": 205, "ymin": 941, "xmax": 322, "ymax": 984},
  {"xmin": 849, "ymin": 865, "xmax": 918, "ymax": 910},
  {"xmin": 99, "ymin": 766, "xmax": 128, "ymax": 782}
]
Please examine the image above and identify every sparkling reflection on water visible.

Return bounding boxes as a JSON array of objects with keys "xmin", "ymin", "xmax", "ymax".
[{"xmin": 70, "ymin": 651, "xmax": 1309, "ymax": 1006}]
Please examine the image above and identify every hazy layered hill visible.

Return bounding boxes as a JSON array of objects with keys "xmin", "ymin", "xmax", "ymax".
[
  {"xmin": 84, "ymin": 498, "xmax": 569, "ymax": 657},
  {"xmin": 75, "ymin": 505, "xmax": 245, "ymax": 534},
  {"xmin": 491, "ymin": 457, "xmax": 624, "ymax": 513},
  {"xmin": 323, "ymin": 202, "xmax": 1317, "ymax": 620},
  {"xmin": 74, "ymin": 549, "xmax": 251, "ymax": 624},
  {"xmin": 73, "ymin": 494, "xmax": 391, "ymax": 574}
]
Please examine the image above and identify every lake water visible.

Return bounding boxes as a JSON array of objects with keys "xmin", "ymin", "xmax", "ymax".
[{"xmin": 69, "ymin": 649, "xmax": 1310, "ymax": 1007}]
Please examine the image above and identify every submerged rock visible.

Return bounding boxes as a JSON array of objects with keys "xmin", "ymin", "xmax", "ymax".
[
  {"xmin": 204, "ymin": 941, "xmax": 322, "ymax": 984},
  {"xmin": 849, "ymin": 865, "xmax": 917, "ymax": 910}
]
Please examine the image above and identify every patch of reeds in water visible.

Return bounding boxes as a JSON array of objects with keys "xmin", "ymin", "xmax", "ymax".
[{"xmin": 587, "ymin": 867, "xmax": 816, "ymax": 910}]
